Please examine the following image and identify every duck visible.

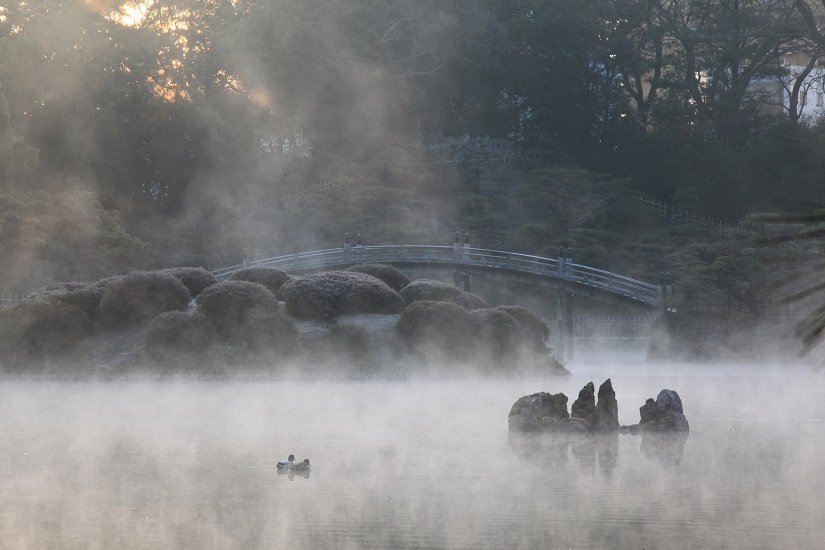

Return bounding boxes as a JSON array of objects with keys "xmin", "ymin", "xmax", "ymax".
[
  {"xmin": 276, "ymin": 454, "xmax": 295, "ymax": 471},
  {"xmin": 292, "ymin": 459, "xmax": 311, "ymax": 473},
  {"xmin": 277, "ymin": 456, "xmax": 311, "ymax": 474}
]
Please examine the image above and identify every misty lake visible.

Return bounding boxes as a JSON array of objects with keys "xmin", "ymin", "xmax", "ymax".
[{"xmin": 1, "ymin": 362, "xmax": 823, "ymax": 549}]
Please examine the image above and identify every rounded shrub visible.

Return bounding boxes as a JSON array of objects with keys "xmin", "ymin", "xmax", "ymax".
[
  {"xmin": 470, "ymin": 308, "xmax": 525, "ymax": 360},
  {"xmin": 396, "ymin": 300, "xmax": 480, "ymax": 359},
  {"xmin": 275, "ymin": 275, "xmax": 298, "ymax": 300},
  {"xmin": 39, "ymin": 282, "xmax": 89, "ymax": 293},
  {"xmin": 0, "ymin": 299, "xmax": 92, "ymax": 365},
  {"xmin": 280, "ymin": 271, "xmax": 405, "ymax": 320},
  {"xmin": 306, "ymin": 323, "xmax": 372, "ymax": 365},
  {"xmin": 237, "ymin": 309, "xmax": 300, "ymax": 355},
  {"xmin": 346, "ymin": 264, "xmax": 411, "ymax": 291},
  {"xmin": 229, "ymin": 266, "xmax": 290, "ymax": 296},
  {"xmin": 399, "ymin": 279, "xmax": 463, "ymax": 305},
  {"xmin": 99, "ymin": 271, "xmax": 192, "ymax": 327},
  {"xmin": 195, "ymin": 280, "xmax": 280, "ymax": 339},
  {"xmin": 452, "ymin": 292, "xmax": 489, "ymax": 310},
  {"xmin": 163, "ymin": 267, "xmax": 218, "ymax": 298},
  {"xmin": 27, "ymin": 283, "xmax": 105, "ymax": 320},
  {"xmin": 143, "ymin": 311, "xmax": 217, "ymax": 363},
  {"xmin": 94, "ymin": 276, "xmax": 123, "ymax": 289},
  {"xmin": 496, "ymin": 306, "xmax": 550, "ymax": 351}
]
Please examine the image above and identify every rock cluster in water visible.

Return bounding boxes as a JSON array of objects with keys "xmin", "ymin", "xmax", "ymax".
[
  {"xmin": 508, "ymin": 379, "xmax": 620, "ymax": 434},
  {"xmin": 508, "ymin": 381, "xmax": 688, "ymax": 435}
]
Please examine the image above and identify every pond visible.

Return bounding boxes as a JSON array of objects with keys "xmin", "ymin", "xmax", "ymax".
[{"xmin": 1, "ymin": 362, "xmax": 823, "ymax": 548}]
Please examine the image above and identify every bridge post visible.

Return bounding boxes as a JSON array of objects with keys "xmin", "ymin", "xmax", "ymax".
[
  {"xmin": 657, "ymin": 272, "xmax": 664, "ymax": 305},
  {"xmin": 558, "ymin": 247, "xmax": 565, "ymax": 275},
  {"xmin": 556, "ymin": 292, "xmax": 575, "ymax": 361},
  {"xmin": 463, "ymin": 232, "xmax": 470, "ymax": 261},
  {"xmin": 354, "ymin": 233, "xmax": 363, "ymax": 262},
  {"xmin": 656, "ymin": 272, "xmax": 675, "ymax": 309},
  {"xmin": 344, "ymin": 233, "xmax": 352, "ymax": 262},
  {"xmin": 453, "ymin": 232, "xmax": 460, "ymax": 260},
  {"xmin": 659, "ymin": 272, "xmax": 673, "ymax": 310}
]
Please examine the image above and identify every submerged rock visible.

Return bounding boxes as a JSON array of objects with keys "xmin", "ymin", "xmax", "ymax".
[
  {"xmin": 635, "ymin": 389, "xmax": 689, "ymax": 432},
  {"xmin": 568, "ymin": 380, "xmax": 620, "ymax": 433},
  {"xmin": 594, "ymin": 379, "xmax": 620, "ymax": 432},
  {"xmin": 509, "ymin": 380, "xmax": 619, "ymax": 435},
  {"xmin": 508, "ymin": 392, "xmax": 570, "ymax": 432},
  {"xmin": 509, "ymin": 379, "xmax": 660, "ymax": 436},
  {"xmin": 571, "ymin": 382, "xmax": 596, "ymax": 427}
]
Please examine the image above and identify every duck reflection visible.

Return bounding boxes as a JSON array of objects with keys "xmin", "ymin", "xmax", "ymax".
[
  {"xmin": 278, "ymin": 470, "xmax": 311, "ymax": 481},
  {"xmin": 276, "ymin": 456, "xmax": 312, "ymax": 480}
]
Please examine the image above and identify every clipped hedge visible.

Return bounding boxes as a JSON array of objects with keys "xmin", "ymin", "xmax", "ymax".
[
  {"xmin": 280, "ymin": 271, "xmax": 405, "ymax": 320},
  {"xmin": 396, "ymin": 300, "xmax": 480, "ymax": 359},
  {"xmin": 452, "ymin": 292, "xmax": 489, "ymax": 310},
  {"xmin": 235, "ymin": 309, "xmax": 300, "ymax": 355},
  {"xmin": 143, "ymin": 311, "xmax": 217, "ymax": 363},
  {"xmin": 39, "ymin": 282, "xmax": 88, "ymax": 293},
  {"xmin": 399, "ymin": 279, "xmax": 463, "ymax": 305},
  {"xmin": 399, "ymin": 279, "xmax": 488, "ymax": 310},
  {"xmin": 99, "ymin": 271, "xmax": 191, "ymax": 327},
  {"xmin": 346, "ymin": 264, "xmax": 411, "ymax": 291},
  {"xmin": 196, "ymin": 281, "xmax": 281, "ymax": 341},
  {"xmin": 470, "ymin": 308, "xmax": 525, "ymax": 359},
  {"xmin": 163, "ymin": 267, "xmax": 218, "ymax": 298},
  {"xmin": 94, "ymin": 276, "xmax": 122, "ymax": 289},
  {"xmin": 27, "ymin": 283, "xmax": 104, "ymax": 320},
  {"xmin": 304, "ymin": 323, "xmax": 372, "ymax": 367},
  {"xmin": 496, "ymin": 306, "xmax": 550, "ymax": 351},
  {"xmin": 0, "ymin": 299, "xmax": 92, "ymax": 365},
  {"xmin": 229, "ymin": 266, "xmax": 290, "ymax": 296}
]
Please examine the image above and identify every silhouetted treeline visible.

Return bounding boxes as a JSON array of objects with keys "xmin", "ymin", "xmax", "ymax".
[{"xmin": 1, "ymin": 1, "xmax": 824, "ymax": 302}]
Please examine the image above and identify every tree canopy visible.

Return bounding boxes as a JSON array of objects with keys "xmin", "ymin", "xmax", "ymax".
[{"xmin": 0, "ymin": 0, "xmax": 823, "ymax": 305}]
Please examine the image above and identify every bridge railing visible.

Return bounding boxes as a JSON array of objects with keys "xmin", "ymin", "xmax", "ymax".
[{"xmin": 212, "ymin": 245, "xmax": 659, "ymax": 305}]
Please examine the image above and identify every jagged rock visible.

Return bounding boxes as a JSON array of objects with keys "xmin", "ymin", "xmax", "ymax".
[
  {"xmin": 594, "ymin": 378, "xmax": 619, "ymax": 432},
  {"xmin": 638, "ymin": 389, "xmax": 689, "ymax": 432},
  {"xmin": 571, "ymin": 382, "xmax": 596, "ymax": 427},
  {"xmin": 511, "ymin": 379, "xmax": 620, "ymax": 435},
  {"xmin": 508, "ymin": 392, "xmax": 569, "ymax": 432}
]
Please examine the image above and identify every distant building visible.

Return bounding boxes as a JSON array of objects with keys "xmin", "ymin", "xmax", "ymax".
[{"xmin": 748, "ymin": 52, "xmax": 825, "ymax": 122}]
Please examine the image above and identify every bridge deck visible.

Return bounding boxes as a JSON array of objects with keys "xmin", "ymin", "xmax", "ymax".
[{"xmin": 212, "ymin": 245, "xmax": 660, "ymax": 306}]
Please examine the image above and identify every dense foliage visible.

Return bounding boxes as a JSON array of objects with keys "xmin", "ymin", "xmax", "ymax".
[{"xmin": 2, "ymin": 0, "xmax": 824, "ymax": 322}]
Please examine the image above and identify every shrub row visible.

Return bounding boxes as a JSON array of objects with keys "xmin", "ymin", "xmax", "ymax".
[
  {"xmin": 0, "ymin": 262, "xmax": 559, "ymax": 375},
  {"xmin": 396, "ymin": 300, "xmax": 559, "ymax": 372}
]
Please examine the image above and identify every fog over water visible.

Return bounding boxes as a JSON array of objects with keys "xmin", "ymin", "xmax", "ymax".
[{"xmin": 2, "ymin": 360, "xmax": 823, "ymax": 549}]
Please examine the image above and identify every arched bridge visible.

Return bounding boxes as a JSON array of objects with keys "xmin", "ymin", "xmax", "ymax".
[{"xmin": 212, "ymin": 245, "xmax": 662, "ymax": 308}]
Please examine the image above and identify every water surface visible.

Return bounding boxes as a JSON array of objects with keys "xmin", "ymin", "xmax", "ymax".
[{"xmin": 1, "ymin": 362, "xmax": 823, "ymax": 549}]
